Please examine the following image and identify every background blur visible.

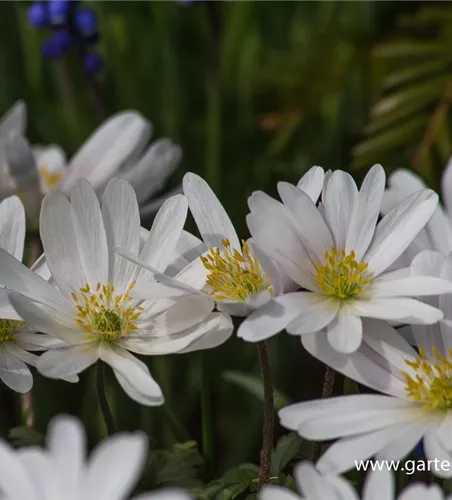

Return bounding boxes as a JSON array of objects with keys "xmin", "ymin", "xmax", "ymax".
[{"xmin": 1, "ymin": 0, "xmax": 451, "ymax": 486}]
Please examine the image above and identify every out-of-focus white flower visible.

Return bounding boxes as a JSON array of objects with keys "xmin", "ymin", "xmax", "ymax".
[
  {"xmin": 260, "ymin": 461, "xmax": 445, "ymax": 500},
  {"xmin": 240, "ymin": 165, "xmax": 452, "ymax": 353},
  {"xmin": 0, "ymin": 414, "xmax": 192, "ymax": 500},
  {"xmin": 0, "ymin": 178, "xmax": 232, "ymax": 405},
  {"xmin": 0, "ymin": 195, "xmax": 60, "ymax": 393},
  {"xmin": 1, "ymin": 102, "xmax": 181, "ymax": 220}
]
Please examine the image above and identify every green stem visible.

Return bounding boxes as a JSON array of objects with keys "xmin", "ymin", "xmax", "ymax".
[
  {"xmin": 162, "ymin": 405, "xmax": 191, "ymax": 443},
  {"xmin": 311, "ymin": 366, "xmax": 335, "ymax": 461},
  {"xmin": 96, "ymin": 362, "xmax": 115, "ymax": 435},
  {"xmin": 200, "ymin": 352, "xmax": 214, "ymax": 477},
  {"xmin": 257, "ymin": 341, "xmax": 274, "ymax": 488}
]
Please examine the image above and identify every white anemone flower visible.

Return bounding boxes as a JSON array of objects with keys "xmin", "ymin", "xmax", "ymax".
[
  {"xmin": 0, "ymin": 178, "xmax": 232, "ymax": 406},
  {"xmin": 382, "ymin": 165, "xmax": 452, "ymax": 261},
  {"xmin": 0, "ymin": 414, "xmax": 191, "ymax": 500},
  {"xmin": 260, "ymin": 461, "xmax": 444, "ymax": 500},
  {"xmin": 141, "ymin": 167, "xmax": 322, "ymax": 319},
  {"xmin": 3, "ymin": 107, "xmax": 181, "ymax": 219},
  {"xmin": 279, "ymin": 252, "xmax": 452, "ymax": 477},
  {"xmin": 0, "ymin": 195, "xmax": 61, "ymax": 393},
  {"xmin": 241, "ymin": 164, "xmax": 452, "ymax": 353}
]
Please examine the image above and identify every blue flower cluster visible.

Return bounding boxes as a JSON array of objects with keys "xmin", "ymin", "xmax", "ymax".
[{"xmin": 27, "ymin": 1, "xmax": 102, "ymax": 74}]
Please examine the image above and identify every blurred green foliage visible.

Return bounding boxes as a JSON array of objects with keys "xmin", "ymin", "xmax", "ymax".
[{"xmin": 2, "ymin": 0, "xmax": 450, "ymax": 493}]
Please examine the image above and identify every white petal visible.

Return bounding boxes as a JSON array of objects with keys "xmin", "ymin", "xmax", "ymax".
[
  {"xmin": 346, "ymin": 164, "xmax": 385, "ymax": 260},
  {"xmin": 133, "ymin": 490, "xmax": 192, "ymax": 500},
  {"xmin": 286, "ymin": 296, "xmax": 339, "ymax": 335},
  {"xmin": 301, "ymin": 333, "xmax": 409, "ymax": 398},
  {"xmin": 423, "ymin": 428, "xmax": 452, "ymax": 478},
  {"xmin": 0, "ymin": 346, "xmax": 33, "ymax": 392},
  {"xmin": 293, "ymin": 461, "xmax": 341, "ymax": 499},
  {"xmin": 48, "ymin": 415, "xmax": 85, "ymax": 494},
  {"xmin": 61, "ymin": 111, "xmax": 151, "ymax": 191},
  {"xmin": 410, "ymin": 249, "xmax": 445, "ymax": 278},
  {"xmin": 399, "ymin": 484, "xmax": 444, "ymax": 500},
  {"xmin": 102, "ymin": 179, "xmax": 141, "ymax": 291},
  {"xmin": 366, "ymin": 189, "xmax": 439, "ymax": 276},
  {"xmin": 376, "ymin": 417, "xmax": 432, "ymax": 461},
  {"xmin": 0, "ymin": 100, "xmax": 26, "ymax": 137},
  {"xmin": 16, "ymin": 332, "xmax": 70, "ymax": 351},
  {"xmin": 166, "ymin": 230, "xmax": 206, "ymax": 277},
  {"xmin": 248, "ymin": 240, "xmax": 284, "ymax": 297},
  {"xmin": 362, "ymin": 469, "xmax": 393, "ymax": 500},
  {"xmin": 0, "ymin": 195, "xmax": 25, "ymax": 261},
  {"xmin": 277, "ymin": 182, "xmax": 333, "ymax": 263},
  {"xmin": 0, "ymin": 439, "xmax": 35, "ymax": 500},
  {"xmin": 296, "ymin": 165, "xmax": 325, "ymax": 203},
  {"xmin": 100, "ymin": 343, "xmax": 164, "ymax": 406},
  {"xmin": 237, "ymin": 292, "xmax": 315, "ymax": 342},
  {"xmin": 436, "ymin": 413, "xmax": 452, "ymax": 451},
  {"xmin": 258, "ymin": 485, "xmax": 299, "ymax": 500},
  {"xmin": 121, "ymin": 138, "xmax": 181, "ymax": 204},
  {"xmin": 37, "ymin": 344, "xmax": 99, "ymax": 379},
  {"xmin": 322, "ymin": 170, "xmax": 358, "ymax": 249},
  {"xmin": 353, "ymin": 297, "xmax": 443, "ymax": 324},
  {"xmin": 40, "ymin": 191, "xmax": 87, "ymax": 296},
  {"xmin": 442, "ymin": 155, "xmax": 452, "ymax": 216},
  {"xmin": 316, "ymin": 422, "xmax": 419, "ymax": 476},
  {"xmin": 279, "ymin": 394, "xmax": 412, "ymax": 431},
  {"xmin": 138, "ymin": 194, "xmax": 188, "ymax": 275},
  {"xmin": 183, "ymin": 172, "xmax": 240, "ymax": 250},
  {"xmin": 84, "ymin": 431, "xmax": 148, "ymax": 500},
  {"xmin": 372, "ymin": 276, "xmax": 452, "ymax": 297},
  {"xmin": 70, "ymin": 178, "xmax": 109, "ymax": 287},
  {"xmin": 326, "ymin": 310, "xmax": 362, "ymax": 353}
]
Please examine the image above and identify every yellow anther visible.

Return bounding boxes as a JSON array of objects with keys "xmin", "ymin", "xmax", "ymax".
[
  {"xmin": 315, "ymin": 247, "xmax": 371, "ymax": 299},
  {"xmin": 402, "ymin": 346, "xmax": 452, "ymax": 410},
  {"xmin": 201, "ymin": 239, "xmax": 272, "ymax": 302},
  {"xmin": 72, "ymin": 281, "xmax": 142, "ymax": 341},
  {"xmin": 38, "ymin": 164, "xmax": 64, "ymax": 191},
  {"xmin": 0, "ymin": 319, "xmax": 24, "ymax": 342}
]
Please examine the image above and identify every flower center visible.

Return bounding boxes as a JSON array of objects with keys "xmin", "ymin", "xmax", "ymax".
[
  {"xmin": 402, "ymin": 346, "xmax": 452, "ymax": 410},
  {"xmin": 72, "ymin": 282, "xmax": 142, "ymax": 341},
  {"xmin": 0, "ymin": 319, "xmax": 24, "ymax": 342},
  {"xmin": 38, "ymin": 164, "xmax": 64, "ymax": 191},
  {"xmin": 200, "ymin": 239, "xmax": 272, "ymax": 302},
  {"xmin": 315, "ymin": 247, "xmax": 371, "ymax": 299}
]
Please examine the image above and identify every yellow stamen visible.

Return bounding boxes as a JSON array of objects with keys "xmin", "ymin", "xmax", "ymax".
[
  {"xmin": 38, "ymin": 164, "xmax": 63, "ymax": 191},
  {"xmin": 402, "ymin": 346, "xmax": 452, "ymax": 410},
  {"xmin": 0, "ymin": 319, "xmax": 24, "ymax": 342},
  {"xmin": 73, "ymin": 281, "xmax": 141, "ymax": 341},
  {"xmin": 201, "ymin": 239, "xmax": 272, "ymax": 302},
  {"xmin": 315, "ymin": 247, "xmax": 371, "ymax": 299}
]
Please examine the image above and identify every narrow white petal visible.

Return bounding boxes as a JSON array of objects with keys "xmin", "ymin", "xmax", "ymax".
[
  {"xmin": 293, "ymin": 461, "xmax": 341, "ymax": 499},
  {"xmin": 346, "ymin": 164, "xmax": 385, "ymax": 260},
  {"xmin": 366, "ymin": 189, "xmax": 439, "ymax": 276},
  {"xmin": 102, "ymin": 179, "xmax": 141, "ymax": 291},
  {"xmin": 237, "ymin": 292, "xmax": 314, "ymax": 342},
  {"xmin": 84, "ymin": 431, "xmax": 148, "ymax": 500},
  {"xmin": 301, "ymin": 333, "xmax": 409, "ymax": 398},
  {"xmin": 100, "ymin": 343, "xmax": 164, "ymax": 406},
  {"xmin": 423, "ymin": 429, "xmax": 452, "ymax": 478},
  {"xmin": 40, "ymin": 191, "xmax": 87, "ymax": 296},
  {"xmin": 372, "ymin": 276, "xmax": 452, "ymax": 297},
  {"xmin": 48, "ymin": 416, "xmax": 85, "ymax": 494},
  {"xmin": 132, "ymin": 490, "xmax": 192, "ymax": 500},
  {"xmin": 0, "ymin": 196, "xmax": 25, "ymax": 261},
  {"xmin": 286, "ymin": 296, "xmax": 339, "ymax": 335},
  {"xmin": 0, "ymin": 347, "xmax": 33, "ymax": 392},
  {"xmin": 0, "ymin": 440, "xmax": 35, "ymax": 499},
  {"xmin": 362, "ymin": 469, "xmax": 393, "ymax": 500},
  {"xmin": 183, "ymin": 172, "xmax": 240, "ymax": 250},
  {"xmin": 277, "ymin": 182, "xmax": 333, "ymax": 263},
  {"xmin": 322, "ymin": 170, "xmax": 358, "ymax": 248},
  {"xmin": 399, "ymin": 484, "xmax": 444, "ymax": 500},
  {"xmin": 353, "ymin": 297, "xmax": 443, "ymax": 324},
  {"xmin": 37, "ymin": 344, "xmax": 99, "ymax": 379},
  {"xmin": 61, "ymin": 111, "xmax": 151, "ymax": 191},
  {"xmin": 326, "ymin": 310, "xmax": 362, "ymax": 353},
  {"xmin": 258, "ymin": 485, "xmax": 300, "ymax": 500},
  {"xmin": 442, "ymin": 155, "xmax": 452, "ymax": 216},
  {"xmin": 138, "ymin": 194, "xmax": 188, "ymax": 275},
  {"xmin": 70, "ymin": 178, "xmax": 109, "ymax": 287},
  {"xmin": 296, "ymin": 165, "xmax": 325, "ymax": 203},
  {"xmin": 436, "ymin": 414, "xmax": 452, "ymax": 451}
]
